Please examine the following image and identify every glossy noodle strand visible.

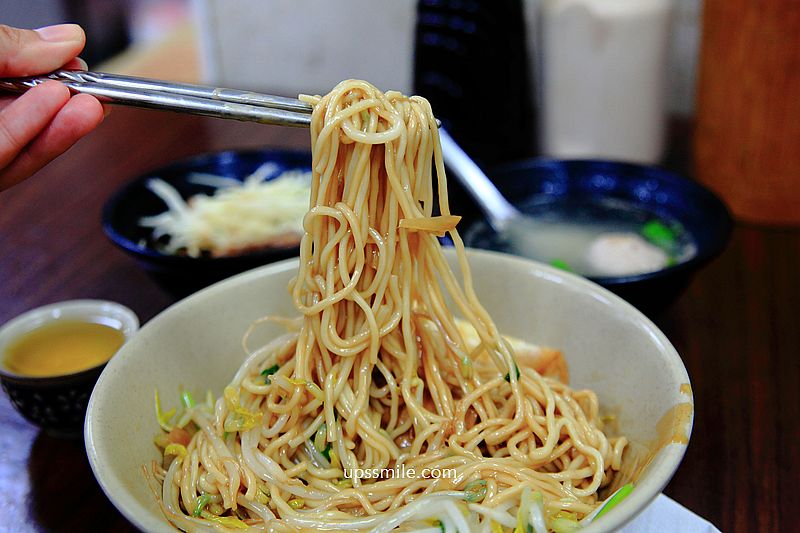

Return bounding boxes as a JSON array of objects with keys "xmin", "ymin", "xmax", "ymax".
[{"xmin": 148, "ymin": 80, "xmax": 627, "ymax": 533}]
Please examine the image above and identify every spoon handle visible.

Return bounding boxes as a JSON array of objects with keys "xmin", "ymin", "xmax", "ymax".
[{"xmin": 438, "ymin": 128, "xmax": 518, "ymax": 231}]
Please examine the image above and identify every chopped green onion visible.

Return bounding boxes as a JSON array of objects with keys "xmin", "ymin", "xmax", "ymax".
[
  {"xmin": 223, "ymin": 386, "xmax": 262, "ymax": 433},
  {"xmin": 310, "ymin": 423, "xmax": 333, "ymax": 463},
  {"xmin": 193, "ymin": 494, "xmax": 212, "ymax": 517},
  {"xmin": 550, "ymin": 259, "xmax": 574, "ymax": 272},
  {"xmin": 314, "ymin": 423, "xmax": 327, "ymax": 451},
  {"xmin": 255, "ymin": 483, "xmax": 270, "ymax": 505},
  {"xmin": 328, "ymin": 448, "xmax": 341, "ymax": 469},
  {"xmin": 463, "ymin": 479, "xmax": 487, "ymax": 502},
  {"xmin": 154, "ymin": 389, "xmax": 175, "ymax": 432},
  {"xmin": 642, "ymin": 220, "xmax": 676, "ymax": 249},
  {"xmin": 199, "ymin": 510, "xmax": 249, "ymax": 529},
  {"xmin": 320, "ymin": 442, "xmax": 332, "ymax": 462},
  {"xmin": 551, "ymin": 516, "xmax": 581, "ymax": 533},
  {"xmin": 180, "ymin": 389, "xmax": 195, "ymax": 409},
  {"xmin": 460, "ymin": 355, "xmax": 473, "ymax": 378},
  {"xmin": 261, "ymin": 364, "xmax": 280, "ymax": 384},
  {"xmin": 425, "ymin": 519, "xmax": 445, "ymax": 533},
  {"xmin": 594, "ymin": 483, "xmax": 634, "ymax": 520},
  {"xmin": 504, "ymin": 364, "xmax": 521, "ymax": 382},
  {"xmin": 529, "ymin": 492, "xmax": 547, "ymax": 533},
  {"xmin": 514, "ymin": 487, "xmax": 532, "ymax": 533}
]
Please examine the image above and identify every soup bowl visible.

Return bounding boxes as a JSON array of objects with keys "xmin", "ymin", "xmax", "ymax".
[
  {"xmin": 85, "ymin": 249, "xmax": 693, "ymax": 532},
  {"xmin": 458, "ymin": 159, "xmax": 732, "ymax": 316}
]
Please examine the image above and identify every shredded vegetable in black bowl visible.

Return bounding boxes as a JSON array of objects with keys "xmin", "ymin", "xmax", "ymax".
[{"xmin": 103, "ymin": 149, "xmax": 311, "ymax": 297}]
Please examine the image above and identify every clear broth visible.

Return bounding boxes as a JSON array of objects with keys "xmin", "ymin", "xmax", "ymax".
[{"xmin": 465, "ymin": 197, "xmax": 696, "ymax": 277}]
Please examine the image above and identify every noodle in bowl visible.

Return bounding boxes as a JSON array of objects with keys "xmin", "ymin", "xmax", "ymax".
[{"xmin": 85, "ymin": 82, "xmax": 692, "ymax": 532}]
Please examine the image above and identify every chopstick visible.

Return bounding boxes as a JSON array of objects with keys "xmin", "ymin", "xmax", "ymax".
[{"xmin": 0, "ymin": 70, "xmax": 313, "ymax": 127}]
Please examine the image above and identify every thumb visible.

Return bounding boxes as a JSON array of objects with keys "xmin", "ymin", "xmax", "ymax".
[{"xmin": 0, "ymin": 24, "xmax": 86, "ymax": 77}]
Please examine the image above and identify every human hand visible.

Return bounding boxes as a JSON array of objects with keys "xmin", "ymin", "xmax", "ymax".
[{"xmin": 0, "ymin": 24, "xmax": 105, "ymax": 191}]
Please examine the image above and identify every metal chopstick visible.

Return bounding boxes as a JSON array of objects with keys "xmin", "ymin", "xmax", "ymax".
[
  {"xmin": 65, "ymin": 71, "xmax": 313, "ymax": 113},
  {"xmin": 0, "ymin": 70, "xmax": 313, "ymax": 127},
  {"xmin": 0, "ymin": 70, "xmax": 440, "ymax": 128}
]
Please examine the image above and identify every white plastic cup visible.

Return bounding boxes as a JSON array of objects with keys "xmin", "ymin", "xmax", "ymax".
[{"xmin": 540, "ymin": 0, "xmax": 673, "ymax": 164}]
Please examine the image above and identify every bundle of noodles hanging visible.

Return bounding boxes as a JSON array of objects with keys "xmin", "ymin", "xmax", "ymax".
[{"xmin": 147, "ymin": 80, "xmax": 628, "ymax": 533}]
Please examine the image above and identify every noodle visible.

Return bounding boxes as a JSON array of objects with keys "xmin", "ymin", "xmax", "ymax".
[{"xmin": 150, "ymin": 80, "xmax": 627, "ymax": 532}]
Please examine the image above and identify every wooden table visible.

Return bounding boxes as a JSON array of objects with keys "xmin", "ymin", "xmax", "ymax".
[{"xmin": 1, "ymin": 108, "xmax": 797, "ymax": 532}]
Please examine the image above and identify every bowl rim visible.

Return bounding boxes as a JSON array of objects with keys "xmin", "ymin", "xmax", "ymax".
[
  {"xmin": 84, "ymin": 249, "xmax": 693, "ymax": 533},
  {"xmin": 0, "ymin": 299, "xmax": 139, "ymax": 383},
  {"xmin": 101, "ymin": 148, "xmax": 312, "ymax": 264},
  {"xmin": 481, "ymin": 157, "xmax": 734, "ymax": 285}
]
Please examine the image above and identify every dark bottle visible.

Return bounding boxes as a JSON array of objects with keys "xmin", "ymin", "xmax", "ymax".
[{"xmin": 414, "ymin": 0, "xmax": 534, "ymax": 168}]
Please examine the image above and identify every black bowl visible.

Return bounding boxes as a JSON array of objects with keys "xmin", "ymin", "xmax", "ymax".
[
  {"xmin": 1, "ymin": 362, "xmax": 106, "ymax": 438},
  {"xmin": 102, "ymin": 149, "xmax": 311, "ymax": 296},
  {"xmin": 459, "ymin": 159, "xmax": 733, "ymax": 316}
]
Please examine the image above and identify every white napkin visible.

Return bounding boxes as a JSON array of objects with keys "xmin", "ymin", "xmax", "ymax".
[{"xmin": 619, "ymin": 494, "xmax": 722, "ymax": 532}]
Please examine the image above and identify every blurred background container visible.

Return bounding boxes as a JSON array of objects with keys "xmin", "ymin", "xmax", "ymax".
[
  {"xmin": 539, "ymin": 0, "xmax": 673, "ymax": 164},
  {"xmin": 193, "ymin": 0, "xmax": 416, "ymax": 97},
  {"xmin": 414, "ymin": 0, "xmax": 533, "ymax": 165}
]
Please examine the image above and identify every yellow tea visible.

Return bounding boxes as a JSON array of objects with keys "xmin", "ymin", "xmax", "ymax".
[{"xmin": 3, "ymin": 320, "xmax": 125, "ymax": 377}]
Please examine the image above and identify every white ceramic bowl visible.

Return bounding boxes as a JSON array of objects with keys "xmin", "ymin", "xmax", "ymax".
[{"xmin": 85, "ymin": 249, "xmax": 693, "ymax": 532}]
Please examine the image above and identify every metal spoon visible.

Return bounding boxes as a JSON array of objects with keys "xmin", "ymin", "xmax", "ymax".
[
  {"xmin": 438, "ymin": 129, "xmax": 596, "ymax": 266},
  {"xmin": 437, "ymin": 129, "xmax": 518, "ymax": 233}
]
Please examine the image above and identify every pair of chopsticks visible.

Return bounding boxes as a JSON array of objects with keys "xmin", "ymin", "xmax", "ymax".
[{"xmin": 0, "ymin": 70, "xmax": 314, "ymax": 127}]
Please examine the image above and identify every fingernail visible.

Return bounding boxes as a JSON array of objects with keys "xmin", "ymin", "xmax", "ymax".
[
  {"xmin": 34, "ymin": 23, "xmax": 83, "ymax": 43},
  {"xmin": 103, "ymin": 104, "xmax": 112, "ymax": 118}
]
